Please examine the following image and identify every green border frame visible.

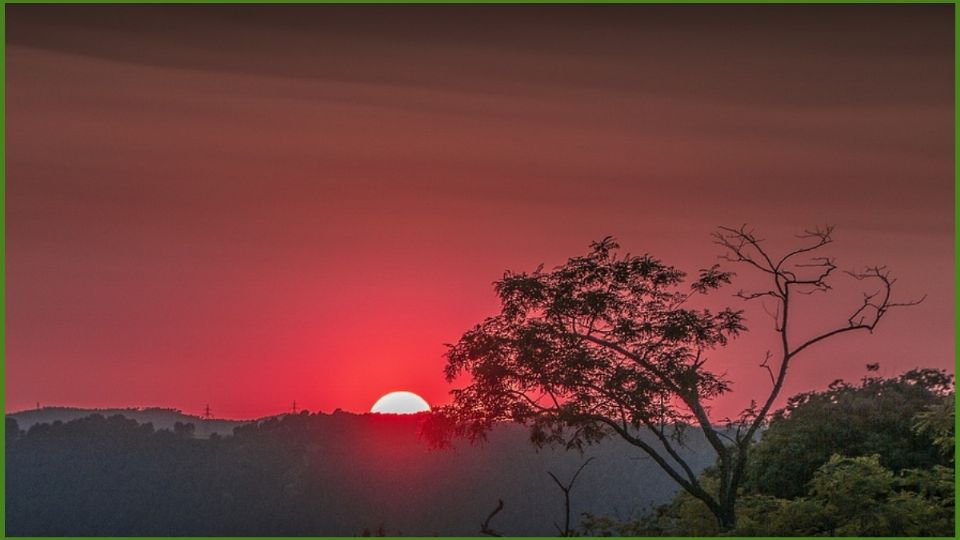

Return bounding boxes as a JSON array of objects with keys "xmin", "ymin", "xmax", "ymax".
[{"xmin": 0, "ymin": 2, "xmax": 955, "ymax": 539}]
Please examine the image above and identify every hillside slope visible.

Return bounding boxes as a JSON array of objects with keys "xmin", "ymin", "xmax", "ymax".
[{"xmin": 6, "ymin": 410, "xmax": 717, "ymax": 536}]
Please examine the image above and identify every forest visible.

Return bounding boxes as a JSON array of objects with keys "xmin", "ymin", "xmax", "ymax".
[{"xmin": 6, "ymin": 368, "xmax": 953, "ymax": 536}]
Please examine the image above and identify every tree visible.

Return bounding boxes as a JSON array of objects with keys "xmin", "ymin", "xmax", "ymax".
[
  {"xmin": 743, "ymin": 368, "xmax": 953, "ymax": 499},
  {"xmin": 6, "ymin": 417, "xmax": 22, "ymax": 444},
  {"xmin": 429, "ymin": 226, "xmax": 920, "ymax": 530},
  {"xmin": 547, "ymin": 457, "xmax": 595, "ymax": 536},
  {"xmin": 173, "ymin": 421, "xmax": 196, "ymax": 438}
]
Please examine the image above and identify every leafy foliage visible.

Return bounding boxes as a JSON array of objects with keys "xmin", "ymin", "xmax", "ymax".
[
  {"xmin": 591, "ymin": 369, "xmax": 956, "ymax": 537},
  {"xmin": 912, "ymin": 394, "xmax": 955, "ymax": 459},
  {"xmin": 770, "ymin": 454, "xmax": 952, "ymax": 536},
  {"xmin": 742, "ymin": 368, "xmax": 954, "ymax": 499},
  {"xmin": 587, "ymin": 453, "xmax": 954, "ymax": 537},
  {"xmin": 432, "ymin": 237, "xmax": 743, "ymax": 451}
]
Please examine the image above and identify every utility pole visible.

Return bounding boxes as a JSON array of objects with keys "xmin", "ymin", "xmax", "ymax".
[
  {"xmin": 203, "ymin": 404, "xmax": 212, "ymax": 419},
  {"xmin": 291, "ymin": 400, "xmax": 298, "ymax": 414}
]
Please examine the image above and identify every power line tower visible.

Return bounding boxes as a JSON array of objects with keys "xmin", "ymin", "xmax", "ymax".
[
  {"xmin": 291, "ymin": 400, "xmax": 298, "ymax": 415},
  {"xmin": 203, "ymin": 404, "xmax": 212, "ymax": 420}
]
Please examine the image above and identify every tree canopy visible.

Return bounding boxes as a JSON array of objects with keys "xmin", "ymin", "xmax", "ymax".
[
  {"xmin": 743, "ymin": 367, "xmax": 954, "ymax": 499},
  {"xmin": 433, "ymin": 236, "xmax": 743, "ymax": 447}
]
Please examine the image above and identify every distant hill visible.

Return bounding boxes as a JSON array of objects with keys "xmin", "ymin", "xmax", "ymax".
[
  {"xmin": 6, "ymin": 410, "xmax": 719, "ymax": 536},
  {"xmin": 8, "ymin": 406, "xmax": 247, "ymax": 438}
]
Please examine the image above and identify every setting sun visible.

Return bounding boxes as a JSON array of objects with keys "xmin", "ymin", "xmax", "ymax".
[{"xmin": 370, "ymin": 391, "xmax": 431, "ymax": 414}]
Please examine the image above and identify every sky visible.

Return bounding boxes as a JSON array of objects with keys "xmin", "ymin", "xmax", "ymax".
[{"xmin": 6, "ymin": 5, "xmax": 954, "ymax": 419}]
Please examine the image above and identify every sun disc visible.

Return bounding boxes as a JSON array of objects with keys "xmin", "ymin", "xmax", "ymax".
[{"xmin": 370, "ymin": 391, "xmax": 431, "ymax": 414}]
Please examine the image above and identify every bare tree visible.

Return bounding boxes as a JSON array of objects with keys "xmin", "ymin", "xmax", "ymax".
[
  {"xmin": 707, "ymin": 224, "xmax": 924, "ymax": 526},
  {"xmin": 427, "ymin": 225, "xmax": 921, "ymax": 530},
  {"xmin": 547, "ymin": 457, "xmax": 595, "ymax": 536}
]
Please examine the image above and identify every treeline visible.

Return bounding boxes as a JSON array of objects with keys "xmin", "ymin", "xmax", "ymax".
[
  {"xmin": 5, "ymin": 368, "xmax": 954, "ymax": 536},
  {"xmin": 9, "ymin": 406, "xmax": 243, "ymax": 438},
  {"xmin": 6, "ymin": 406, "xmax": 714, "ymax": 536},
  {"xmin": 6, "ymin": 412, "xmax": 441, "ymax": 536}
]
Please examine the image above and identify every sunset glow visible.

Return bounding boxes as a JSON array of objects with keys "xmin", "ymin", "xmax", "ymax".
[
  {"xmin": 5, "ymin": 5, "xmax": 953, "ymax": 420},
  {"xmin": 4, "ymin": 5, "xmax": 955, "ymax": 537}
]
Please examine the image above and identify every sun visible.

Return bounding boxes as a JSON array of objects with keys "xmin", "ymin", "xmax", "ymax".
[{"xmin": 370, "ymin": 391, "xmax": 431, "ymax": 414}]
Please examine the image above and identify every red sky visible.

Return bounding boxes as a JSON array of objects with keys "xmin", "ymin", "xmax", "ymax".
[{"xmin": 6, "ymin": 5, "xmax": 954, "ymax": 419}]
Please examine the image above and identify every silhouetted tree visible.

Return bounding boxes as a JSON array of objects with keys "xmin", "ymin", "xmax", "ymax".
[
  {"xmin": 429, "ymin": 226, "xmax": 920, "ymax": 529},
  {"xmin": 6, "ymin": 417, "xmax": 21, "ymax": 443},
  {"xmin": 173, "ymin": 421, "xmax": 196, "ymax": 438},
  {"xmin": 547, "ymin": 457, "xmax": 595, "ymax": 536}
]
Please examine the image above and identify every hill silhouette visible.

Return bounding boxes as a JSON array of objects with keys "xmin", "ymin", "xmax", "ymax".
[
  {"xmin": 6, "ymin": 409, "xmax": 717, "ymax": 536},
  {"xmin": 8, "ymin": 406, "xmax": 246, "ymax": 438}
]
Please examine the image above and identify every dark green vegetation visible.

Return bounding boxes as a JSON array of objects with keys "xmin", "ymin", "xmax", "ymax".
[
  {"xmin": 743, "ymin": 368, "xmax": 953, "ymax": 500},
  {"xmin": 581, "ymin": 368, "xmax": 955, "ymax": 536}
]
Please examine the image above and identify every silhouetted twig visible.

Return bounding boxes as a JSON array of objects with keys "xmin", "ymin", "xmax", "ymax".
[
  {"xmin": 480, "ymin": 499, "xmax": 504, "ymax": 537},
  {"xmin": 547, "ymin": 457, "xmax": 595, "ymax": 536}
]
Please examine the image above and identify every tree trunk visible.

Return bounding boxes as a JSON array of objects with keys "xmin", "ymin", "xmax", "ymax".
[{"xmin": 716, "ymin": 497, "xmax": 737, "ymax": 532}]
